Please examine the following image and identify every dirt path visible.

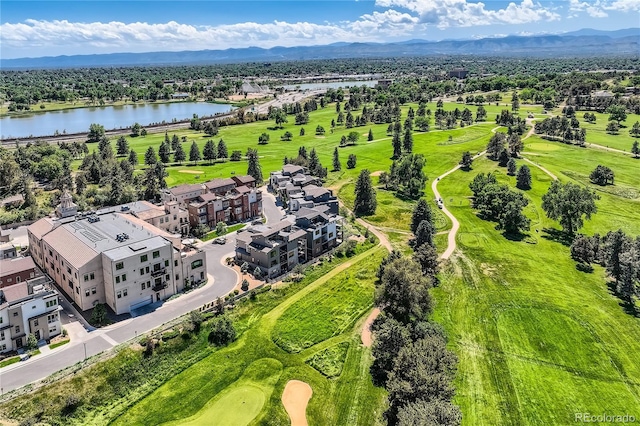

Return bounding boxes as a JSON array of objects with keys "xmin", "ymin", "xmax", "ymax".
[
  {"xmin": 587, "ymin": 143, "xmax": 634, "ymax": 156},
  {"xmin": 520, "ymin": 157, "xmax": 558, "ymax": 181},
  {"xmin": 282, "ymin": 380, "xmax": 313, "ymax": 426},
  {"xmin": 361, "ymin": 308, "xmax": 381, "ymax": 347},
  {"xmin": 432, "ymin": 151, "xmax": 486, "ymax": 260}
]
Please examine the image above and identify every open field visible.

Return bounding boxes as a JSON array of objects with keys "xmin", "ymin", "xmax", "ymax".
[{"xmin": 430, "ymin": 149, "xmax": 640, "ymax": 425}]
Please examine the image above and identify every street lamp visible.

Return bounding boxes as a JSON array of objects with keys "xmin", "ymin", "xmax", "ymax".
[{"xmin": 83, "ymin": 342, "xmax": 87, "ymax": 361}]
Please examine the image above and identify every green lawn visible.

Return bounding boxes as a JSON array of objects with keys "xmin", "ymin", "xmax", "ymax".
[
  {"xmin": 306, "ymin": 342, "xmax": 350, "ymax": 378},
  {"xmin": 271, "ymin": 250, "xmax": 384, "ymax": 353},
  {"xmin": 200, "ymin": 223, "xmax": 246, "ymax": 242},
  {"xmin": 430, "ymin": 152, "xmax": 640, "ymax": 425},
  {"xmin": 49, "ymin": 339, "xmax": 71, "ymax": 350}
]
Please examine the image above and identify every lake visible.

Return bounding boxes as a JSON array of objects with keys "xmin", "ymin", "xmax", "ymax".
[
  {"xmin": 0, "ymin": 102, "xmax": 235, "ymax": 139},
  {"xmin": 281, "ymin": 80, "xmax": 378, "ymax": 91}
]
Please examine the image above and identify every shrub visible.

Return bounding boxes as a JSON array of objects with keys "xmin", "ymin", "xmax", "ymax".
[
  {"xmin": 61, "ymin": 395, "xmax": 82, "ymax": 416},
  {"xmin": 189, "ymin": 310, "xmax": 204, "ymax": 333},
  {"xmin": 249, "ymin": 290, "xmax": 257, "ymax": 301},
  {"xmin": 241, "ymin": 279, "xmax": 249, "ymax": 291},
  {"xmin": 208, "ymin": 316, "xmax": 237, "ymax": 346},
  {"xmin": 90, "ymin": 303, "xmax": 107, "ymax": 326},
  {"xmin": 161, "ymin": 330, "xmax": 180, "ymax": 341},
  {"xmin": 144, "ymin": 339, "xmax": 155, "ymax": 358}
]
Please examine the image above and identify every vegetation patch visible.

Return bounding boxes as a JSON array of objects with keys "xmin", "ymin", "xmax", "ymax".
[
  {"xmin": 271, "ymin": 250, "xmax": 384, "ymax": 353},
  {"xmin": 306, "ymin": 342, "xmax": 350, "ymax": 378},
  {"xmin": 562, "ymin": 170, "xmax": 639, "ymax": 199}
]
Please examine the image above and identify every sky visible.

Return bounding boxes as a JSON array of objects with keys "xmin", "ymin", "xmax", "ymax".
[{"xmin": 0, "ymin": 0, "xmax": 638, "ymax": 59}]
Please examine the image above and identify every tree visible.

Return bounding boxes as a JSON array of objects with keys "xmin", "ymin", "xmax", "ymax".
[
  {"xmin": 630, "ymin": 121, "xmax": 640, "ymax": 138},
  {"xmin": 128, "ymin": 150, "xmax": 138, "ymax": 166},
  {"xmin": 632, "ymin": 141, "xmax": 640, "ymax": 158},
  {"xmin": 171, "ymin": 134, "xmax": 180, "ymax": 151},
  {"xmin": 459, "ymin": 151, "xmax": 473, "ymax": 170},
  {"xmin": 315, "ymin": 125, "xmax": 325, "ymax": 135},
  {"xmin": 368, "ymin": 128, "xmax": 374, "ymax": 141},
  {"xmin": 230, "ymin": 150, "xmax": 242, "ymax": 161},
  {"xmin": 332, "ymin": 147, "xmax": 341, "ymax": 171},
  {"xmin": 189, "ymin": 141, "xmax": 201, "ymax": 165},
  {"xmin": 606, "ymin": 104, "xmax": 627, "ymax": 124},
  {"xmin": 144, "ymin": 146, "xmax": 157, "ymax": 166},
  {"xmin": 516, "ymin": 165, "xmax": 532, "ymax": 189},
  {"xmin": 216, "ymin": 221, "xmax": 228, "ymax": 235},
  {"xmin": 299, "ymin": 127, "xmax": 305, "ymax": 136},
  {"xmin": 476, "ymin": 105, "xmax": 487, "ymax": 122},
  {"xmin": 189, "ymin": 310, "xmax": 204, "ymax": 333},
  {"xmin": 507, "ymin": 158, "xmax": 517, "ymax": 176},
  {"xmin": 141, "ymin": 128, "xmax": 147, "ymax": 137},
  {"xmin": 392, "ymin": 131, "xmax": 402, "ymax": 159},
  {"xmin": 347, "ymin": 154, "xmax": 357, "ymax": 169},
  {"xmin": 402, "ymin": 127, "xmax": 413, "ymax": 153},
  {"xmin": 159, "ymin": 140, "xmax": 171, "ymax": 164},
  {"xmin": 204, "ymin": 120, "xmax": 219, "ymax": 136},
  {"xmin": 498, "ymin": 197, "xmax": 531, "ymax": 235},
  {"xmin": 91, "ymin": 303, "xmax": 107, "ymax": 325},
  {"xmin": 246, "ymin": 148, "xmax": 263, "ymax": 184},
  {"xmin": 347, "ymin": 131, "xmax": 360, "ymax": 145},
  {"xmin": 241, "ymin": 279, "xmax": 249, "ymax": 292},
  {"xmin": 606, "ymin": 122, "xmax": 620, "ymax": 134},
  {"xmin": 116, "ymin": 136, "xmax": 129, "ymax": 156},
  {"xmin": 173, "ymin": 142, "xmax": 186, "ymax": 164},
  {"xmin": 511, "ymin": 91, "xmax": 520, "ymax": 111},
  {"xmin": 396, "ymin": 399, "xmax": 462, "ymax": 426},
  {"xmin": 281, "ymin": 131, "xmax": 293, "ymax": 141},
  {"xmin": 217, "ymin": 139, "xmax": 228, "ymax": 159},
  {"xmin": 269, "ymin": 107, "xmax": 287, "ymax": 128},
  {"xmin": 508, "ymin": 133, "xmax": 523, "ymax": 157},
  {"xmin": 410, "ymin": 199, "xmax": 433, "ymax": 234},
  {"xmin": 486, "ymin": 132, "xmax": 506, "ymax": 160},
  {"xmin": 87, "ymin": 123, "xmax": 105, "ymax": 143},
  {"xmin": 413, "ymin": 244, "xmax": 440, "ymax": 279},
  {"xmin": 258, "ymin": 132, "xmax": 270, "ymax": 145},
  {"xmin": 589, "ymin": 165, "xmax": 614, "ymax": 186},
  {"xmin": 411, "ymin": 220, "xmax": 436, "ymax": 249},
  {"xmin": 542, "ymin": 181, "xmax": 599, "ymax": 234},
  {"xmin": 208, "ymin": 316, "xmax": 236, "ymax": 346},
  {"xmin": 376, "ymin": 258, "xmax": 432, "ymax": 324},
  {"xmin": 75, "ymin": 172, "xmax": 88, "ymax": 195},
  {"xmin": 131, "ymin": 122, "xmax": 142, "ymax": 137},
  {"xmin": 498, "ymin": 149, "xmax": 510, "ymax": 167},
  {"xmin": 354, "ymin": 169, "xmax": 377, "ymax": 216},
  {"xmin": 370, "ymin": 316, "xmax": 411, "ymax": 386},
  {"xmin": 203, "ymin": 139, "xmax": 217, "ymax": 164},
  {"xmin": 571, "ymin": 235, "xmax": 597, "ymax": 266}
]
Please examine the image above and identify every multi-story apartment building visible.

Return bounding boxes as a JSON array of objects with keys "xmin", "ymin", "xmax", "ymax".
[
  {"xmin": 27, "ymin": 195, "xmax": 207, "ymax": 315},
  {"xmin": 161, "ymin": 183, "xmax": 205, "ymax": 205},
  {"xmin": 235, "ymin": 219, "xmax": 307, "ymax": 279},
  {"xmin": 0, "ymin": 276, "xmax": 61, "ymax": 353},
  {"xmin": 0, "ymin": 242, "xmax": 17, "ymax": 260},
  {"xmin": 126, "ymin": 200, "xmax": 190, "ymax": 236},
  {"xmin": 288, "ymin": 185, "xmax": 338, "ymax": 215},
  {"xmin": 293, "ymin": 206, "xmax": 341, "ymax": 259},
  {"xmin": 0, "ymin": 256, "xmax": 39, "ymax": 289},
  {"xmin": 205, "ymin": 178, "xmax": 237, "ymax": 195}
]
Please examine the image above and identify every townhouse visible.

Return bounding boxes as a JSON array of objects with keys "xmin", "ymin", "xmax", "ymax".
[
  {"xmin": 0, "ymin": 256, "xmax": 39, "ymax": 289},
  {"xmin": 0, "ymin": 276, "xmax": 62, "ymax": 353}
]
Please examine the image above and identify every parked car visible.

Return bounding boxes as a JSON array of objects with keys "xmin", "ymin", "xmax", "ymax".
[{"xmin": 213, "ymin": 237, "xmax": 227, "ymax": 245}]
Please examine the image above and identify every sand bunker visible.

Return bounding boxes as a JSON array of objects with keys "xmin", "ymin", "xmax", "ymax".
[
  {"xmin": 361, "ymin": 308, "xmax": 381, "ymax": 347},
  {"xmin": 282, "ymin": 380, "xmax": 312, "ymax": 426},
  {"xmin": 369, "ymin": 171, "xmax": 383, "ymax": 177},
  {"xmin": 178, "ymin": 170, "xmax": 205, "ymax": 174}
]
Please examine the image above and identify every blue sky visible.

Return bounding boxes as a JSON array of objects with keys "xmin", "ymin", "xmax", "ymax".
[{"xmin": 1, "ymin": 0, "xmax": 638, "ymax": 59}]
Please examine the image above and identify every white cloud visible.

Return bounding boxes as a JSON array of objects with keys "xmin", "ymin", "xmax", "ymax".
[
  {"xmin": 569, "ymin": 0, "xmax": 608, "ymax": 17},
  {"xmin": 605, "ymin": 0, "xmax": 640, "ymax": 11},
  {"xmin": 375, "ymin": 0, "xmax": 560, "ymax": 28}
]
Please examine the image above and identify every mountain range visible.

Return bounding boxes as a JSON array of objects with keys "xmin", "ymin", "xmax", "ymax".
[{"xmin": 2, "ymin": 28, "xmax": 638, "ymax": 69}]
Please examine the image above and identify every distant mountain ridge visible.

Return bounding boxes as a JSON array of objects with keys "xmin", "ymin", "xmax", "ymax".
[{"xmin": 2, "ymin": 29, "xmax": 638, "ymax": 69}]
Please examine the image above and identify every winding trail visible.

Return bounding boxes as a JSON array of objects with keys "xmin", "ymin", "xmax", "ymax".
[
  {"xmin": 520, "ymin": 157, "xmax": 558, "ymax": 181},
  {"xmin": 587, "ymin": 142, "xmax": 634, "ymax": 156},
  {"xmin": 432, "ymin": 151, "xmax": 486, "ymax": 260}
]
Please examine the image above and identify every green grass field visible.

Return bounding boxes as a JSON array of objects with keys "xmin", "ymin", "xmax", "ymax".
[{"xmin": 430, "ymin": 149, "xmax": 640, "ymax": 425}]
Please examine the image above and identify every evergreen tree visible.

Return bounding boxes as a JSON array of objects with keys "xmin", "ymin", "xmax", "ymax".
[
  {"xmin": 203, "ymin": 139, "xmax": 217, "ymax": 164},
  {"xmin": 158, "ymin": 140, "xmax": 171, "ymax": 163},
  {"xmin": 368, "ymin": 128, "xmax": 374, "ymax": 141},
  {"xmin": 299, "ymin": 127, "xmax": 305, "ymax": 136},
  {"xmin": 486, "ymin": 132, "xmax": 506, "ymax": 160},
  {"xmin": 308, "ymin": 148, "xmax": 322, "ymax": 176},
  {"xmin": 507, "ymin": 158, "xmax": 517, "ymax": 175},
  {"xmin": 347, "ymin": 154, "xmax": 357, "ymax": 169},
  {"xmin": 402, "ymin": 127, "xmax": 413, "ymax": 153},
  {"xmin": 354, "ymin": 169, "xmax": 377, "ymax": 216},
  {"xmin": 410, "ymin": 199, "xmax": 433, "ymax": 234},
  {"xmin": 516, "ymin": 165, "xmax": 532, "ymax": 189},
  {"xmin": 144, "ymin": 146, "xmax": 157, "ymax": 166},
  {"xmin": 75, "ymin": 173, "xmax": 87, "ymax": 195},
  {"xmin": 217, "ymin": 139, "xmax": 228, "ymax": 159},
  {"xmin": 632, "ymin": 140, "xmax": 640, "ymax": 158},
  {"xmin": 128, "ymin": 150, "xmax": 138, "ymax": 166},
  {"xmin": 332, "ymin": 147, "xmax": 341, "ymax": 171},
  {"xmin": 246, "ymin": 148, "xmax": 263, "ymax": 184},
  {"xmin": 174, "ymin": 142, "xmax": 186, "ymax": 164},
  {"xmin": 498, "ymin": 149, "xmax": 510, "ymax": 167},
  {"xmin": 171, "ymin": 134, "xmax": 180, "ymax": 151},
  {"xmin": 116, "ymin": 136, "xmax": 129, "ymax": 156},
  {"xmin": 189, "ymin": 141, "xmax": 201, "ymax": 165},
  {"xmin": 459, "ymin": 151, "xmax": 473, "ymax": 170},
  {"xmin": 392, "ymin": 132, "xmax": 402, "ymax": 159}
]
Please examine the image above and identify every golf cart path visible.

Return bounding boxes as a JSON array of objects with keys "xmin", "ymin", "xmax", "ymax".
[
  {"xmin": 433, "ymin": 151, "xmax": 486, "ymax": 260},
  {"xmin": 361, "ymin": 308, "xmax": 381, "ymax": 347},
  {"xmin": 520, "ymin": 157, "xmax": 558, "ymax": 181},
  {"xmin": 282, "ymin": 380, "xmax": 313, "ymax": 426}
]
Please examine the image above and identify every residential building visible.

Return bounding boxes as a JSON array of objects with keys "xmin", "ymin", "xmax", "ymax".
[
  {"xmin": 161, "ymin": 183, "xmax": 205, "ymax": 205},
  {"xmin": 27, "ymin": 201, "xmax": 207, "ymax": 315},
  {"xmin": 0, "ymin": 276, "xmax": 62, "ymax": 353},
  {"xmin": 288, "ymin": 185, "xmax": 338, "ymax": 215},
  {"xmin": 0, "ymin": 256, "xmax": 39, "ymax": 289},
  {"xmin": 0, "ymin": 241, "xmax": 17, "ymax": 260},
  {"xmin": 449, "ymin": 69, "xmax": 469, "ymax": 79},
  {"xmin": 293, "ymin": 206, "xmax": 342, "ymax": 259},
  {"xmin": 205, "ymin": 178, "xmax": 237, "ymax": 195},
  {"xmin": 235, "ymin": 219, "xmax": 307, "ymax": 278},
  {"xmin": 125, "ymin": 200, "xmax": 190, "ymax": 236}
]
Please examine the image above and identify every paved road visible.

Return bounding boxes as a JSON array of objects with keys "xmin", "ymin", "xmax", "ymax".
[
  {"xmin": 0, "ymin": 191, "xmax": 283, "ymax": 394},
  {"xmin": 432, "ymin": 151, "xmax": 486, "ymax": 260}
]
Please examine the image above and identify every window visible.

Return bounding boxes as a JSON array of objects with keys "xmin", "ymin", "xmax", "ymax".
[
  {"xmin": 67, "ymin": 266, "xmax": 71, "ymax": 274},
  {"xmin": 49, "ymin": 250, "xmax": 52, "ymax": 256},
  {"xmin": 32, "ymin": 305, "xmax": 36, "ymax": 309},
  {"xmin": 85, "ymin": 289, "xmax": 90, "ymax": 297},
  {"xmin": 173, "ymin": 215, "xmax": 177, "ymax": 220},
  {"xmin": 141, "ymin": 283, "xmax": 146, "ymax": 291},
  {"xmin": 140, "ymin": 268, "xmax": 145, "ymax": 275},
  {"xmin": 76, "ymin": 287, "xmax": 79, "ymax": 294},
  {"xmin": 92, "ymin": 287, "xmax": 97, "ymax": 294},
  {"xmin": 30, "ymin": 272, "xmax": 35, "ymax": 278},
  {"xmin": 117, "ymin": 291, "xmax": 122, "ymax": 299},
  {"xmin": 270, "ymin": 251, "xmax": 276, "ymax": 258},
  {"xmin": 68, "ymin": 282, "xmax": 73, "ymax": 289},
  {"xmin": 47, "ymin": 314, "xmax": 56, "ymax": 324},
  {"xmin": 200, "ymin": 271, "xmax": 204, "ymax": 280},
  {"xmin": 122, "ymin": 274, "xmax": 127, "ymax": 282},
  {"xmin": 34, "ymin": 319, "xmax": 39, "ymax": 326},
  {"xmin": 0, "ymin": 331, "xmax": 4, "ymax": 340},
  {"xmin": 0, "ymin": 344, "xmax": 6, "ymax": 351},
  {"xmin": 165, "ymin": 274, "xmax": 170, "ymax": 281},
  {"xmin": 90, "ymin": 272, "xmax": 95, "ymax": 280},
  {"xmin": 116, "ymin": 262, "xmax": 124, "ymax": 270},
  {"xmin": 0, "ymin": 317, "xmax": 3, "ymax": 324},
  {"xmin": 13, "ymin": 312, "xmax": 18, "ymax": 317},
  {"xmin": 164, "ymin": 260, "xmax": 169, "ymax": 267},
  {"xmin": 46, "ymin": 299, "xmax": 57, "ymax": 308},
  {"xmin": 62, "ymin": 274, "xmax": 65, "ymax": 281},
  {"xmin": 174, "ymin": 260, "xmax": 178, "ymax": 267},
  {"xmin": 140, "ymin": 254, "xmax": 148, "ymax": 262},
  {"xmin": 146, "ymin": 266, "xmax": 150, "ymax": 273},
  {"xmin": 123, "ymin": 289, "xmax": 128, "ymax": 297},
  {"xmin": 329, "ymin": 232, "xmax": 334, "ymax": 238},
  {"xmin": 153, "ymin": 250, "xmax": 160, "ymax": 259},
  {"xmin": 175, "ymin": 274, "xmax": 179, "ymax": 281},
  {"xmin": 15, "ymin": 326, "xmax": 20, "ymax": 333},
  {"xmin": 191, "ymin": 259, "xmax": 203, "ymax": 269},
  {"xmin": 16, "ymin": 277, "xmax": 20, "ymax": 282},
  {"xmin": 115, "ymin": 276, "xmax": 120, "ymax": 284}
]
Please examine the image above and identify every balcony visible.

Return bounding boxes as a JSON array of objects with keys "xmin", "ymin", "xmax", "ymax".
[
  {"xmin": 152, "ymin": 282, "xmax": 168, "ymax": 292},
  {"xmin": 151, "ymin": 268, "xmax": 166, "ymax": 277}
]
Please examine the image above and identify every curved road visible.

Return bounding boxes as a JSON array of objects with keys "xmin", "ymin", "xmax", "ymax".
[
  {"xmin": 0, "ymin": 191, "xmax": 283, "ymax": 394},
  {"xmin": 432, "ymin": 151, "xmax": 486, "ymax": 260}
]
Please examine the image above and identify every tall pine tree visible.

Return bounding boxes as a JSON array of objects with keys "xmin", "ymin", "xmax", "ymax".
[{"xmin": 354, "ymin": 169, "xmax": 377, "ymax": 216}]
